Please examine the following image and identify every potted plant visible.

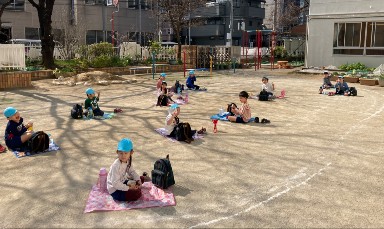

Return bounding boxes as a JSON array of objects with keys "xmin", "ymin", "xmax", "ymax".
[
  {"xmin": 359, "ymin": 75, "xmax": 378, "ymax": 86},
  {"xmin": 378, "ymin": 74, "xmax": 384, "ymax": 87},
  {"xmin": 166, "ymin": 48, "xmax": 177, "ymax": 65},
  {"xmin": 343, "ymin": 69, "xmax": 360, "ymax": 83}
]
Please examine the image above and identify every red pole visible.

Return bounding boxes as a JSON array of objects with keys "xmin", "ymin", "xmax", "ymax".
[
  {"xmin": 111, "ymin": 11, "xmax": 115, "ymax": 47},
  {"xmin": 254, "ymin": 30, "xmax": 257, "ymax": 71},
  {"xmin": 258, "ymin": 31, "xmax": 262, "ymax": 69},
  {"xmin": 183, "ymin": 50, "xmax": 186, "ymax": 78}
]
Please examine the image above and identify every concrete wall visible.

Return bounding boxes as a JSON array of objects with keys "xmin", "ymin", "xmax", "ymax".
[{"xmin": 306, "ymin": 0, "xmax": 384, "ymax": 68}]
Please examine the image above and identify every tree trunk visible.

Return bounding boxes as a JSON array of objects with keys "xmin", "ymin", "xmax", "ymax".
[{"xmin": 28, "ymin": 0, "xmax": 56, "ymax": 69}]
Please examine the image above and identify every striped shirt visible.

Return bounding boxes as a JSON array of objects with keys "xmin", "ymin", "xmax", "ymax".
[{"xmin": 237, "ymin": 103, "xmax": 251, "ymax": 122}]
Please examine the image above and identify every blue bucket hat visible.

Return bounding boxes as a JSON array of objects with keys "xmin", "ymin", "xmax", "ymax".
[
  {"xmin": 85, "ymin": 88, "xmax": 95, "ymax": 95},
  {"xmin": 4, "ymin": 107, "xmax": 17, "ymax": 118},
  {"xmin": 189, "ymin": 70, "xmax": 195, "ymax": 75},
  {"xmin": 117, "ymin": 138, "xmax": 133, "ymax": 152},
  {"xmin": 338, "ymin": 75, "xmax": 344, "ymax": 79},
  {"xmin": 160, "ymin": 73, "xmax": 166, "ymax": 77}
]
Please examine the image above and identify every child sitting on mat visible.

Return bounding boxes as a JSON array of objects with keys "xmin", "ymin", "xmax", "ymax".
[
  {"xmin": 107, "ymin": 138, "xmax": 147, "ymax": 201},
  {"xmin": 319, "ymin": 71, "xmax": 333, "ymax": 94},
  {"xmin": 227, "ymin": 91, "xmax": 252, "ymax": 123},
  {"xmin": 3, "ymin": 107, "xmax": 34, "ymax": 151},
  {"xmin": 186, "ymin": 70, "xmax": 200, "ymax": 90},
  {"xmin": 227, "ymin": 91, "xmax": 271, "ymax": 123},
  {"xmin": 335, "ymin": 76, "xmax": 349, "ymax": 96},
  {"xmin": 157, "ymin": 81, "xmax": 175, "ymax": 106},
  {"xmin": 261, "ymin": 77, "xmax": 275, "ymax": 97},
  {"xmin": 165, "ymin": 104, "xmax": 206, "ymax": 142},
  {"xmin": 84, "ymin": 88, "xmax": 104, "ymax": 117},
  {"xmin": 157, "ymin": 73, "xmax": 166, "ymax": 90}
]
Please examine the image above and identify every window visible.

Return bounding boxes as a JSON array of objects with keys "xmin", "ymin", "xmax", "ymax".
[
  {"xmin": 333, "ymin": 21, "xmax": 384, "ymax": 56},
  {"xmin": 5, "ymin": 0, "xmax": 25, "ymax": 11},
  {"xmin": 249, "ymin": 21, "xmax": 252, "ymax": 26},
  {"xmin": 86, "ymin": 30, "xmax": 106, "ymax": 44},
  {"xmin": 85, "ymin": 0, "xmax": 104, "ymax": 5},
  {"xmin": 25, "ymin": 27, "xmax": 40, "ymax": 40}
]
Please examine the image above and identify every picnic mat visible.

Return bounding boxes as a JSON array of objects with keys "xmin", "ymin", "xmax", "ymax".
[
  {"xmin": 210, "ymin": 112, "xmax": 255, "ymax": 122},
  {"xmin": 83, "ymin": 112, "xmax": 115, "ymax": 120},
  {"xmin": 84, "ymin": 181, "xmax": 176, "ymax": 213},
  {"xmin": 12, "ymin": 141, "xmax": 60, "ymax": 158},
  {"xmin": 154, "ymin": 128, "xmax": 204, "ymax": 142}
]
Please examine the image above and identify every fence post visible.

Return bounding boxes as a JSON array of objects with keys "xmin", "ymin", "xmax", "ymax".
[
  {"xmin": 152, "ymin": 51, "xmax": 156, "ymax": 79},
  {"xmin": 183, "ymin": 49, "xmax": 186, "ymax": 78}
]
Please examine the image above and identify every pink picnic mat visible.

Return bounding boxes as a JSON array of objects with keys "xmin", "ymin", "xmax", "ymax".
[{"xmin": 84, "ymin": 182, "xmax": 176, "ymax": 213}]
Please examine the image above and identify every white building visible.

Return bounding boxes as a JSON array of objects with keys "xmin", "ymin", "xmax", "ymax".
[{"xmin": 306, "ymin": 0, "xmax": 384, "ymax": 68}]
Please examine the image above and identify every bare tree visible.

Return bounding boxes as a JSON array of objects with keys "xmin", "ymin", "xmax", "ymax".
[
  {"xmin": 156, "ymin": 0, "xmax": 206, "ymax": 60},
  {"xmin": 27, "ymin": 0, "xmax": 56, "ymax": 69},
  {"xmin": 266, "ymin": 0, "xmax": 304, "ymax": 34},
  {"xmin": 53, "ymin": 7, "xmax": 85, "ymax": 60}
]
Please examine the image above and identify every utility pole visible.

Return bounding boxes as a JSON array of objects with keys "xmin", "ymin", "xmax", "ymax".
[
  {"xmin": 139, "ymin": 0, "xmax": 142, "ymax": 45},
  {"xmin": 229, "ymin": 0, "xmax": 233, "ymax": 47},
  {"xmin": 273, "ymin": 0, "xmax": 277, "ymax": 31},
  {"xmin": 188, "ymin": 2, "xmax": 191, "ymax": 45}
]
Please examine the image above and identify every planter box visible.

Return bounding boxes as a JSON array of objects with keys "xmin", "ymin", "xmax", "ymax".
[
  {"xmin": 359, "ymin": 78, "xmax": 378, "ymax": 86},
  {"xmin": 344, "ymin": 76, "xmax": 359, "ymax": 83},
  {"xmin": 330, "ymin": 75, "xmax": 338, "ymax": 81},
  {"xmin": 378, "ymin": 79, "xmax": 384, "ymax": 87}
]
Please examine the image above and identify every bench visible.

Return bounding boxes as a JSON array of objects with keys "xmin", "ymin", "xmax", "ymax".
[
  {"xmin": 129, "ymin": 66, "xmax": 153, "ymax": 75},
  {"xmin": 277, "ymin": 61, "xmax": 290, "ymax": 69}
]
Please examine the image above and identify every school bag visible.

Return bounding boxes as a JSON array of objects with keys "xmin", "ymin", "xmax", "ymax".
[
  {"xmin": 259, "ymin": 90, "xmax": 269, "ymax": 101},
  {"xmin": 71, "ymin": 104, "xmax": 83, "ymax": 119},
  {"xmin": 151, "ymin": 154, "xmax": 175, "ymax": 189},
  {"xmin": 174, "ymin": 122, "xmax": 193, "ymax": 142},
  {"xmin": 174, "ymin": 80, "xmax": 184, "ymax": 94},
  {"xmin": 157, "ymin": 95, "xmax": 168, "ymax": 106},
  {"xmin": 27, "ymin": 131, "xmax": 50, "ymax": 154},
  {"xmin": 227, "ymin": 103, "xmax": 237, "ymax": 116},
  {"xmin": 349, "ymin": 87, "xmax": 357, "ymax": 96}
]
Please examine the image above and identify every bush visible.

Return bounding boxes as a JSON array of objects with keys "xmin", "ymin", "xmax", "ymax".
[
  {"xmin": 89, "ymin": 42, "xmax": 114, "ymax": 58},
  {"xmin": 339, "ymin": 62, "xmax": 369, "ymax": 71}
]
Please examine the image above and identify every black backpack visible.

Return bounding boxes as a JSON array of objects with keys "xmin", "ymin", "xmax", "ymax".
[
  {"xmin": 157, "ymin": 95, "xmax": 168, "ymax": 106},
  {"xmin": 349, "ymin": 87, "xmax": 357, "ymax": 96},
  {"xmin": 71, "ymin": 104, "xmax": 83, "ymax": 119},
  {"xmin": 175, "ymin": 80, "xmax": 183, "ymax": 94},
  {"xmin": 151, "ymin": 154, "xmax": 175, "ymax": 189},
  {"xmin": 27, "ymin": 131, "xmax": 50, "ymax": 154},
  {"xmin": 259, "ymin": 90, "xmax": 269, "ymax": 101},
  {"xmin": 174, "ymin": 122, "xmax": 192, "ymax": 142}
]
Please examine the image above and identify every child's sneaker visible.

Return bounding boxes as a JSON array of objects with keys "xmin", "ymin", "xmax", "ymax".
[
  {"xmin": 0, "ymin": 144, "xmax": 6, "ymax": 153},
  {"xmin": 142, "ymin": 172, "xmax": 151, "ymax": 182}
]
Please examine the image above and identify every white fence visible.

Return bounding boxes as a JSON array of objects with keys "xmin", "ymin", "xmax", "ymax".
[{"xmin": 0, "ymin": 44, "xmax": 26, "ymax": 70}]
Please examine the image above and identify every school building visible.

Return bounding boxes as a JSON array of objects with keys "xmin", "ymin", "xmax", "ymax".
[{"xmin": 306, "ymin": 0, "xmax": 384, "ymax": 68}]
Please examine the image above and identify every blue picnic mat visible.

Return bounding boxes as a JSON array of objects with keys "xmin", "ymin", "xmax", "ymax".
[
  {"xmin": 83, "ymin": 112, "xmax": 115, "ymax": 120},
  {"xmin": 210, "ymin": 112, "xmax": 255, "ymax": 122}
]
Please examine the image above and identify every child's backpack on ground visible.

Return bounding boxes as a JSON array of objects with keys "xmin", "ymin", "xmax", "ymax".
[
  {"xmin": 157, "ymin": 95, "xmax": 168, "ymax": 106},
  {"xmin": 174, "ymin": 80, "xmax": 183, "ymax": 94},
  {"xmin": 174, "ymin": 122, "xmax": 193, "ymax": 142},
  {"xmin": 27, "ymin": 131, "xmax": 50, "ymax": 154},
  {"xmin": 227, "ymin": 103, "xmax": 237, "ymax": 116},
  {"xmin": 71, "ymin": 104, "xmax": 83, "ymax": 119},
  {"xmin": 151, "ymin": 154, "xmax": 175, "ymax": 189},
  {"xmin": 259, "ymin": 90, "xmax": 269, "ymax": 101},
  {"xmin": 349, "ymin": 87, "xmax": 357, "ymax": 96}
]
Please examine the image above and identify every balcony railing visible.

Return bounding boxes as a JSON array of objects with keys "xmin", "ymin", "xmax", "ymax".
[
  {"xmin": 190, "ymin": 25, "xmax": 225, "ymax": 37},
  {"xmin": 244, "ymin": 7, "xmax": 265, "ymax": 18},
  {"xmin": 191, "ymin": 4, "xmax": 225, "ymax": 18}
]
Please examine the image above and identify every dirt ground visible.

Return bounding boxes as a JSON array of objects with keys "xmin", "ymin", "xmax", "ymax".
[{"xmin": 0, "ymin": 68, "xmax": 383, "ymax": 228}]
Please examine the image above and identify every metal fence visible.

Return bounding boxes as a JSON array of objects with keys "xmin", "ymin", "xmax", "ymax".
[{"xmin": 0, "ymin": 44, "xmax": 25, "ymax": 70}]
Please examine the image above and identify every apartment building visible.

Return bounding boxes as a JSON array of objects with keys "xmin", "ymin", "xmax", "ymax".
[
  {"xmin": 1, "ymin": 0, "xmax": 156, "ymax": 45},
  {"xmin": 185, "ymin": 0, "xmax": 266, "ymax": 46},
  {"xmin": 306, "ymin": 0, "xmax": 384, "ymax": 68}
]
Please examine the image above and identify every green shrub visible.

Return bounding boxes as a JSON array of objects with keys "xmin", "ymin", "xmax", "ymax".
[
  {"xmin": 339, "ymin": 62, "xmax": 369, "ymax": 71},
  {"xmin": 89, "ymin": 55, "xmax": 113, "ymax": 68},
  {"xmin": 89, "ymin": 42, "xmax": 114, "ymax": 58}
]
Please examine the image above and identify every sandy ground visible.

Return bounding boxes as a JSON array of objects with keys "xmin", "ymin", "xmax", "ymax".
[{"xmin": 0, "ymin": 68, "xmax": 383, "ymax": 228}]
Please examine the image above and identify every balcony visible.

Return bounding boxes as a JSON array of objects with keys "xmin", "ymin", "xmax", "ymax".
[
  {"xmin": 244, "ymin": 7, "xmax": 265, "ymax": 18},
  {"xmin": 191, "ymin": 4, "xmax": 225, "ymax": 18},
  {"xmin": 190, "ymin": 25, "xmax": 225, "ymax": 37}
]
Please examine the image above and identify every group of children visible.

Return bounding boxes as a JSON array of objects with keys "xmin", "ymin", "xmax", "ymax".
[
  {"xmin": 0, "ymin": 70, "xmax": 274, "ymax": 202},
  {"xmin": 319, "ymin": 71, "xmax": 352, "ymax": 96}
]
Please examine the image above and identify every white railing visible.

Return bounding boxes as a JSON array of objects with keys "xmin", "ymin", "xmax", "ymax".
[{"xmin": 0, "ymin": 44, "xmax": 26, "ymax": 70}]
